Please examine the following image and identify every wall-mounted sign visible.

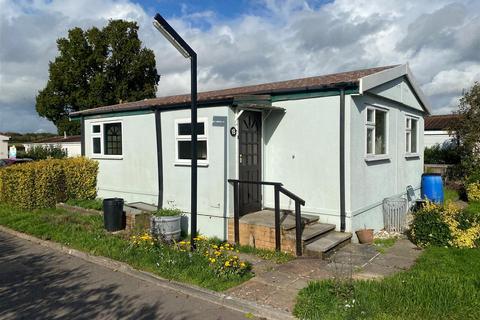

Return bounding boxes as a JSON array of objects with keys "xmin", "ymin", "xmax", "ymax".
[{"xmin": 230, "ymin": 127, "xmax": 237, "ymax": 137}]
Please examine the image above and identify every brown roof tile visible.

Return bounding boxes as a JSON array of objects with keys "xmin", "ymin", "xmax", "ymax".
[
  {"xmin": 425, "ymin": 115, "xmax": 460, "ymax": 130},
  {"xmin": 71, "ymin": 65, "xmax": 397, "ymax": 116}
]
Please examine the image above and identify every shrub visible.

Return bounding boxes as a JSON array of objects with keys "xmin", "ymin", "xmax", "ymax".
[
  {"xmin": 411, "ymin": 201, "xmax": 480, "ymax": 248},
  {"xmin": 153, "ymin": 207, "xmax": 182, "ymax": 217},
  {"xmin": 424, "ymin": 144, "xmax": 461, "ymax": 165},
  {"xmin": 23, "ymin": 145, "xmax": 67, "ymax": 160},
  {"xmin": 410, "ymin": 202, "xmax": 452, "ymax": 247},
  {"xmin": 0, "ymin": 157, "xmax": 98, "ymax": 209},
  {"xmin": 62, "ymin": 157, "xmax": 98, "ymax": 200},
  {"xmin": 466, "ymin": 182, "xmax": 480, "ymax": 201}
]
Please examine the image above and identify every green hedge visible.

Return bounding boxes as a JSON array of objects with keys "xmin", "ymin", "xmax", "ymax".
[{"xmin": 0, "ymin": 157, "xmax": 98, "ymax": 209}]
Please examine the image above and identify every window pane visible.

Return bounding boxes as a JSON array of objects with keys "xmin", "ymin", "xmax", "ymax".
[
  {"xmin": 375, "ymin": 110, "xmax": 387, "ymax": 154},
  {"xmin": 93, "ymin": 137, "xmax": 101, "ymax": 154},
  {"xmin": 178, "ymin": 123, "xmax": 205, "ymax": 136},
  {"xmin": 104, "ymin": 123, "xmax": 122, "ymax": 155},
  {"xmin": 406, "ymin": 132, "xmax": 410, "ymax": 153},
  {"xmin": 367, "ymin": 128, "xmax": 374, "ymax": 154},
  {"xmin": 411, "ymin": 119, "xmax": 417, "ymax": 153},
  {"xmin": 178, "ymin": 141, "xmax": 207, "ymax": 160},
  {"xmin": 367, "ymin": 109, "xmax": 374, "ymax": 122},
  {"xmin": 92, "ymin": 125, "xmax": 100, "ymax": 133}
]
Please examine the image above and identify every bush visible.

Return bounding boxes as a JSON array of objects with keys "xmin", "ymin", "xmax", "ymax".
[
  {"xmin": 411, "ymin": 201, "xmax": 480, "ymax": 248},
  {"xmin": 0, "ymin": 157, "xmax": 98, "ymax": 209},
  {"xmin": 424, "ymin": 144, "xmax": 461, "ymax": 165},
  {"xmin": 23, "ymin": 145, "xmax": 67, "ymax": 160},
  {"xmin": 466, "ymin": 182, "xmax": 480, "ymax": 201},
  {"xmin": 410, "ymin": 202, "xmax": 452, "ymax": 247}
]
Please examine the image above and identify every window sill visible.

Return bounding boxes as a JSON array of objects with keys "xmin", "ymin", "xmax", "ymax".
[
  {"xmin": 174, "ymin": 161, "xmax": 209, "ymax": 167},
  {"xmin": 405, "ymin": 154, "xmax": 420, "ymax": 159},
  {"xmin": 365, "ymin": 155, "xmax": 390, "ymax": 163},
  {"xmin": 91, "ymin": 155, "xmax": 123, "ymax": 160}
]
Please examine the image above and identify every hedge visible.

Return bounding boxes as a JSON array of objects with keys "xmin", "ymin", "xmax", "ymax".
[{"xmin": 0, "ymin": 157, "xmax": 98, "ymax": 209}]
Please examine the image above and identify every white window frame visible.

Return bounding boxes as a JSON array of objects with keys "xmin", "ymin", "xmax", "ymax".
[
  {"xmin": 174, "ymin": 117, "xmax": 209, "ymax": 166},
  {"xmin": 405, "ymin": 114, "xmax": 419, "ymax": 156},
  {"xmin": 90, "ymin": 120, "xmax": 123, "ymax": 159},
  {"xmin": 365, "ymin": 105, "xmax": 389, "ymax": 160}
]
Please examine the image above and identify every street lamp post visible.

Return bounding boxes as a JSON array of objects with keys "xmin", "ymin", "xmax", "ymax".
[{"xmin": 153, "ymin": 13, "xmax": 197, "ymax": 249}]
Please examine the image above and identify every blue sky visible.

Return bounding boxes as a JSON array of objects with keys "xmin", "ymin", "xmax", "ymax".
[{"xmin": 1, "ymin": 0, "xmax": 479, "ymax": 133}]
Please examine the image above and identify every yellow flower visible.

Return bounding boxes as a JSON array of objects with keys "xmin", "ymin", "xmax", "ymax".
[
  {"xmin": 240, "ymin": 262, "xmax": 246, "ymax": 268},
  {"xmin": 225, "ymin": 261, "xmax": 231, "ymax": 267}
]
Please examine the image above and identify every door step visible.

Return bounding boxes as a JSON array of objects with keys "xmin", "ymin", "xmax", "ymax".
[
  {"xmin": 239, "ymin": 210, "xmax": 318, "ymax": 230},
  {"xmin": 301, "ymin": 223, "xmax": 336, "ymax": 243},
  {"xmin": 304, "ymin": 232, "xmax": 352, "ymax": 258}
]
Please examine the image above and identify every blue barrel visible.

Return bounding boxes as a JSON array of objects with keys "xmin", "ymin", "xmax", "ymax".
[{"xmin": 421, "ymin": 173, "xmax": 444, "ymax": 204}]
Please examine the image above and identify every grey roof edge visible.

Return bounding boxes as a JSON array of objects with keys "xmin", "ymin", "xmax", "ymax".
[{"xmin": 359, "ymin": 63, "xmax": 432, "ymax": 114}]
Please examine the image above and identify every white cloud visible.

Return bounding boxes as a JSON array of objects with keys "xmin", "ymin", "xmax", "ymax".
[{"xmin": 1, "ymin": 0, "xmax": 480, "ymax": 133}]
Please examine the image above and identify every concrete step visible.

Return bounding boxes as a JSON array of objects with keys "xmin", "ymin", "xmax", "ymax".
[
  {"xmin": 301, "ymin": 223, "xmax": 336, "ymax": 243},
  {"xmin": 280, "ymin": 212, "xmax": 319, "ymax": 230},
  {"xmin": 304, "ymin": 232, "xmax": 352, "ymax": 258},
  {"xmin": 239, "ymin": 210, "xmax": 318, "ymax": 230}
]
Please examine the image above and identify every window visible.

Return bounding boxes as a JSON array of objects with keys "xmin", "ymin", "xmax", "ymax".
[
  {"xmin": 175, "ymin": 118, "xmax": 208, "ymax": 164},
  {"xmin": 91, "ymin": 122, "xmax": 122, "ymax": 157},
  {"xmin": 104, "ymin": 123, "xmax": 122, "ymax": 155},
  {"xmin": 405, "ymin": 116, "xmax": 418, "ymax": 154},
  {"xmin": 366, "ymin": 107, "xmax": 388, "ymax": 156}
]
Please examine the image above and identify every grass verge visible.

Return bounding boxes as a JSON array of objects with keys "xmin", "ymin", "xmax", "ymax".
[
  {"xmin": 294, "ymin": 247, "xmax": 480, "ymax": 320},
  {"xmin": 66, "ymin": 198, "xmax": 103, "ymax": 211},
  {"xmin": 0, "ymin": 203, "xmax": 251, "ymax": 291},
  {"xmin": 238, "ymin": 245, "xmax": 295, "ymax": 264}
]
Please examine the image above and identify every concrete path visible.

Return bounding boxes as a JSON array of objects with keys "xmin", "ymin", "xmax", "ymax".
[
  {"xmin": 228, "ymin": 239, "xmax": 422, "ymax": 313},
  {"xmin": 0, "ymin": 232, "xmax": 250, "ymax": 320}
]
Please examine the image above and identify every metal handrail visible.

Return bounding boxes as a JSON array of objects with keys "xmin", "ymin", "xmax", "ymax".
[
  {"xmin": 278, "ymin": 186, "xmax": 305, "ymax": 205},
  {"xmin": 228, "ymin": 179, "xmax": 306, "ymax": 256},
  {"xmin": 227, "ymin": 179, "xmax": 282, "ymax": 186}
]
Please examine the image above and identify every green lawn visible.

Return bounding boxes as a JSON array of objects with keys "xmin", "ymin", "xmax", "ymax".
[
  {"xmin": 0, "ymin": 203, "xmax": 251, "ymax": 291},
  {"xmin": 66, "ymin": 198, "xmax": 103, "ymax": 211},
  {"xmin": 294, "ymin": 248, "xmax": 480, "ymax": 320}
]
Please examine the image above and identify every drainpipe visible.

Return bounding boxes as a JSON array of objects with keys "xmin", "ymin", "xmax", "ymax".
[
  {"xmin": 339, "ymin": 88, "xmax": 346, "ymax": 232},
  {"xmin": 80, "ymin": 115, "xmax": 85, "ymax": 156},
  {"xmin": 154, "ymin": 108, "xmax": 164, "ymax": 209}
]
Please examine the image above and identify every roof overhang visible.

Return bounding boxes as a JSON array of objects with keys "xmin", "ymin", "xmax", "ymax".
[
  {"xmin": 359, "ymin": 64, "xmax": 432, "ymax": 114},
  {"xmin": 232, "ymin": 94, "xmax": 285, "ymax": 112}
]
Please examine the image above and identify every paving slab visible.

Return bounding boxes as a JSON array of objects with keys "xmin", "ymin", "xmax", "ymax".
[
  {"xmin": 371, "ymin": 254, "xmax": 417, "ymax": 270},
  {"xmin": 263, "ymin": 287, "xmax": 298, "ymax": 313}
]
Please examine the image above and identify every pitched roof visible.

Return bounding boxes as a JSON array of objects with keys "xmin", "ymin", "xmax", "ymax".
[
  {"xmin": 26, "ymin": 135, "xmax": 81, "ymax": 144},
  {"xmin": 425, "ymin": 114, "xmax": 460, "ymax": 131},
  {"xmin": 71, "ymin": 65, "xmax": 396, "ymax": 116}
]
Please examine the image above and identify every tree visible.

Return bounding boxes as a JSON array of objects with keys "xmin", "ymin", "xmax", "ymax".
[
  {"xmin": 36, "ymin": 20, "xmax": 160, "ymax": 135},
  {"xmin": 449, "ymin": 82, "xmax": 480, "ymax": 179}
]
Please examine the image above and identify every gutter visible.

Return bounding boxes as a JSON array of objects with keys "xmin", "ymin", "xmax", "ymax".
[
  {"xmin": 339, "ymin": 88, "xmax": 346, "ymax": 232},
  {"xmin": 154, "ymin": 108, "xmax": 164, "ymax": 209},
  {"xmin": 80, "ymin": 115, "xmax": 85, "ymax": 156}
]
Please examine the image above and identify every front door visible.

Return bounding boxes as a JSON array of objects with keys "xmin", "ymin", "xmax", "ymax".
[{"xmin": 238, "ymin": 111, "xmax": 262, "ymax": 215}]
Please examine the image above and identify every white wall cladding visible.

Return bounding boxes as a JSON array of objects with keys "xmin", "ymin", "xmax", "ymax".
[
  {"xmin": 263, "ymin": 96, "xmax": 341, "ymax": 226},
  {"xmin": 424, "ymin": 130, "xmax": 454, "ymax": 149},
  {"xmin": 349, "ymin": 94, "xmax": 424, "ymax": 233},
  {"xmin": 85, "ymin": 113, "xmax": 159, "ymax": 204},
  {"xmin": 161, "ymin": 106, "xmax": 230, "ymax": 239}
]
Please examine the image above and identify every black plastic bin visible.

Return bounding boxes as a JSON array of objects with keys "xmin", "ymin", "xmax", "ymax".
[{"xmin": 103, "ymin": 198, "xmax": 124, "ymax": 232}]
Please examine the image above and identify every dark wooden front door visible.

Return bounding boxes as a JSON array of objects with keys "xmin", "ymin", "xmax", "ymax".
[{"xmin": 239, "ymin": 111, "xmax": 262, "ymax": 215}]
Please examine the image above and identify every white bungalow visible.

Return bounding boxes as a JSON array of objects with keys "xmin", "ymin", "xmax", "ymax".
[
  {"xmin": 0, "ymin": 134, "xmax": 10, "ymax": 159},
  {"xmin": 71, "ymin": 64, "xmax": 431, "ymax": 254}
]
